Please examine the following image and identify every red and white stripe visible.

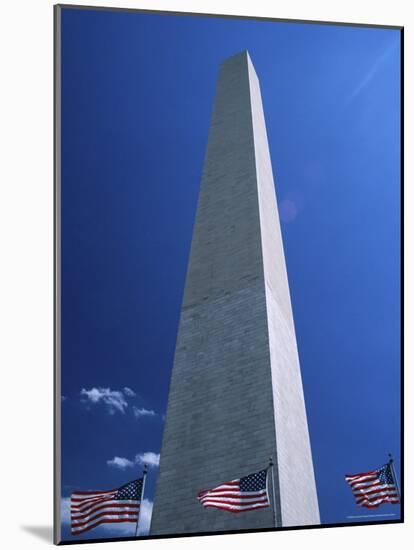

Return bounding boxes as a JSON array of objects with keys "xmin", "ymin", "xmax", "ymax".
[
  {"xmin": 345, "ymin": 470, "xmax": 399, "ymax": 509},
  {"xmin": 71, "ymin": 490, "xmax": 139, "ymax": 535},
  {"xmin": 197, "ymin": 480, "xmax": 269, "ymax": 513}
]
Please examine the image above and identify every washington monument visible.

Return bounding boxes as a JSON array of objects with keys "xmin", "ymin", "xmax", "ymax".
[{"xmin": 150, "ymin": 51, "xmax": 320, "ymax": 535}]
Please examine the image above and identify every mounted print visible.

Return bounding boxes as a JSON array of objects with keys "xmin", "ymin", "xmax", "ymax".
[{"xmin": 54, "ymin": 4, "xmax": 403, "ymax": 545}]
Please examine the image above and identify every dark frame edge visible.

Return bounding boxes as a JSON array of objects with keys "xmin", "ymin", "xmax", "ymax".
[
  {"xmin": 54, "ymin": 3, "xmax": 62, "ymax": 546},
  {"xmin": 57, "ymin": 518, "xmax": 403, "ymax": 545},
  {"xmin": 54, "ymin": 3, "xmax": 403, "ymax": 30}
]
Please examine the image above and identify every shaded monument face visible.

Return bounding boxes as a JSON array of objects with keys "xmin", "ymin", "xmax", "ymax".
[{"xmin": 150, "ymin": 50, "xmax": 320, "ymax": 536}]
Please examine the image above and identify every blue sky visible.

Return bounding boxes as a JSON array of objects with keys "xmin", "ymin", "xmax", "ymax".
[{"xmin": 59, "ymin": 7, "xmax": 401, "ymax": 542}]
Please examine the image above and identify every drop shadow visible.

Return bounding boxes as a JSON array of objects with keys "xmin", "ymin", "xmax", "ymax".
[{"xmin": 21, "ymin": 525, "xmax": 53, "ymax": 543}]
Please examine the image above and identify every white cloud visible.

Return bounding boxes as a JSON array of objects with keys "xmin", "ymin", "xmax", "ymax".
[
  {"xmin": 133, "ymin": 406, "xmax": 156, "ymax": 419},
  {"xmin": 106, "ymin": 452, "xmax": 160, "ymax": 470},
  {"xmin": 123, "ymin": 387, "xmax": 136, "ymax": 397},
  {"xmin": 137, "ymin": 498, "xmax": 153, "ymax": 535},
  {"xmin": 107, "ymin": 456, "xmax": 135, "ymax": 470},
  {"xmin": 61, "ymin": 497, "xmax": 70, "ymax": 525},
  {"xmin": 99, "ymin": 522, "xmax": 137, "ymax": 535},
  {"xmin": 80, "ymin": 387, "xmax": 128, "ymax": 414},
  {"xmin": 135, "ymin": 452, "xmax": 160, "ymax": 468}
]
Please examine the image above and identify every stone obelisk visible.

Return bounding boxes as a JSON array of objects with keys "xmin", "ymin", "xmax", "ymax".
[{"xmin": 150, "ymin": 51, "xmax": 320, "ymax": 535}]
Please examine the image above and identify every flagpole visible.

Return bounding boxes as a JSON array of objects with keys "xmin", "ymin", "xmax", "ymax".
[
  {"xmin": 268, "ymin": 456, "xmax": 277, "ymax": 528},
  {"xmin": 135, "ymin": 464, "xmax": 148, "ymax": 537},
  {"xmin": 388, "ymin": 453, "xmax": 401, "ymax": 500}
]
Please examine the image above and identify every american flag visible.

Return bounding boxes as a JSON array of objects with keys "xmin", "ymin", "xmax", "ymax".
[
  {"xmin": 70, "ymin": 478, "xmax": 143, "ymax": 535},
  {"xmin": 197, "ymin": 469, "xmax": 270, "ymax": 513},
  {"xmin": 345, "ymin": 463, "xmax": 400, "ymax": 509}
]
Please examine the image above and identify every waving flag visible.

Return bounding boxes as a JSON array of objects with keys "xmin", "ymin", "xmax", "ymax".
[
  {"xmin": 71, "ymin": 477, "xmax": 143, "ymax": 535},
  {"xmin": 345, "ymin": 463, "xmax": 400, "ymax": 509},
  {"xmin": 197, "ymin": 469, "xmax": 270, "ymax": 513}
]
